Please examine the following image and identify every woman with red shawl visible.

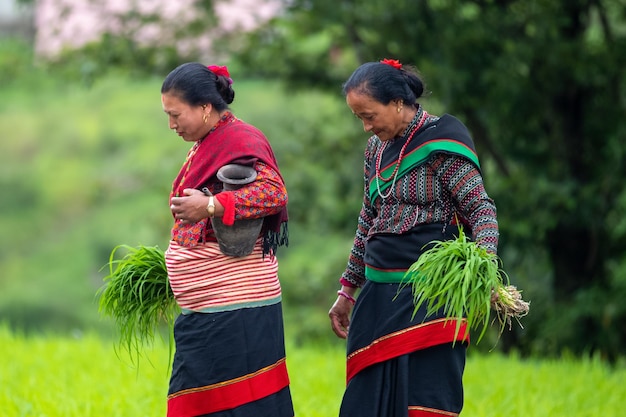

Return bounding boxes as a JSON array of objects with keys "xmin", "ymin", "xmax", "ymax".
[{"xmin": 161, "ymin": 62, "xmax": 293, "ymax": 417}]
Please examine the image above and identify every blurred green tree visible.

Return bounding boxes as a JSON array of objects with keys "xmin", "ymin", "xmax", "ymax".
[{"xmin": 235, "ymin": 0, "xmax": 626, "ymax": 359}]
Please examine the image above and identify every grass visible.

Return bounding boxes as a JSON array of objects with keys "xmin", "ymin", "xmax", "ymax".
[
  {"xmin": 0, "ymin": 325, "xmax": 343, "ymax": 417},
  {"xmin": 98, "ymin": 244, "xmax": 178, "ymax": 366},
  {"xmin": 1, "ymin": 325, "xmax": 625, "ymax": 417},
  {"xmin": 403, "ymin": 226, "xmax": 529, "ymax": 344},
  {"xmin": 463, "ymin": 352, "xmax": 626, "ymax": 416}
]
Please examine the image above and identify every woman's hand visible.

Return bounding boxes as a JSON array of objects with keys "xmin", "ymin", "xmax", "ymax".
[
  {"xmin": 170, "ymin": 188, "xmax": 210, "ymax": 224},
  {"xmin": 329, "ymin": 292, "xmax": 355, "ymax": 339}
]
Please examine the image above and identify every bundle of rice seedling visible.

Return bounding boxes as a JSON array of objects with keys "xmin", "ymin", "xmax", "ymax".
[
  {"xmin": 98, "ymin": 244, "xmax": 179, "ymax": 364},
  {"xmin": 402, "ymin": 227, "xmax": 529, "ymax": 344}
]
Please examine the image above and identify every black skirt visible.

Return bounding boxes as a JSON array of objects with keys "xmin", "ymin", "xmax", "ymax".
[
  {"xmin": 167, "ymin": 303, "xmax": 294, "ymax": 417},
  {"xmin": 341, "ymin": 281, "xmax": 467, "ymax": 417}
]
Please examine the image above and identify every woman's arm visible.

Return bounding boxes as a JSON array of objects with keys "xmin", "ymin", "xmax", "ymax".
[
  {"xmin": 223, "ymin": 162, "xmax": 287, "ymax": 221},
  {"xmin": 437, "ymin": 154, "xmax": 499, "ymax": 254}
]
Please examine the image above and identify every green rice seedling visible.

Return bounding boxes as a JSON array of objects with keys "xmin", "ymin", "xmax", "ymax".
[
  {"xmin": 98, "ymin": 244, "xmax": 179, "ymax": 365},
  {"xmin": 402, "ymin": 227, "xmax": 529, "ymax": 344}
]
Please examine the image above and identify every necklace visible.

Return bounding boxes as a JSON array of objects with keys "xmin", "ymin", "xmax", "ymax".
[{"xmin": 374, "ymin": 109, "xmax": 429, "ymax": 200}]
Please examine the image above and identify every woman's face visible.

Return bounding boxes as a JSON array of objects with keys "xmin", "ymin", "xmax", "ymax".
[
  {"xmin": 161, "ymin": 92, "xmax": 211, "ymax": 142},
  {"xmin": 346, "ymin": 91, "xmax": 404, "ymax": 141}
]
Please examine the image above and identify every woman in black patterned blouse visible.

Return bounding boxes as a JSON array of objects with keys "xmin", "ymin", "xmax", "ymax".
[{"xmin": 329, "ymin": 59, "xmax": 499, "ymax": 417}]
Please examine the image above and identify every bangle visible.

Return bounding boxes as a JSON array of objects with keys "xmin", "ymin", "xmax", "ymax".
[
  {"xmin": 337, "ymin": 290, "xmax": 356, "ymax": 305},
  {"xmin": 206, "ymin": 196, "xmax": 215, "ymax": 218}
]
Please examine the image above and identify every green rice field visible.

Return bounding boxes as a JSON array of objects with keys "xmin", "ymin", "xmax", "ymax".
[{"xmin": 1, "ymin": 325, "xmax": 625, "ymax": 417}]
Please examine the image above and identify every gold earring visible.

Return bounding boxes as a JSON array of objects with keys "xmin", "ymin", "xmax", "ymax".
[
  {"xmin": 397, "ymin": 106, "xmax": 402, "ymax": 113},
  {"xmin": 202, "ymin": 105, "xmax": 210, "ymax": 124}
]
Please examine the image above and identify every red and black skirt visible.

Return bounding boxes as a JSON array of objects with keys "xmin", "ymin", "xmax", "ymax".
[
  {"xmin": 167, "ymin": 303, "xmax": 294, "ymax": 417},
  {"xmin": 340, "ymin": 223, "xmax": 469, "ymax": 417}
]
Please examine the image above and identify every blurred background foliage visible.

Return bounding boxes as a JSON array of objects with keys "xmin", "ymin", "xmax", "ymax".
[{"xmin": 2, "ymin": 0, "xmax": 626, "ymax": 360}]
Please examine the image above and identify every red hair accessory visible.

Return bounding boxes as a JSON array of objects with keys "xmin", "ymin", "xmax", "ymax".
[
  {"xmin": 207, "ymin": 65, "xmax": 233, "ymax": 85},
  {"xmin": 380, "ymin": 58, "xmax": 402, "ymax": 69}
]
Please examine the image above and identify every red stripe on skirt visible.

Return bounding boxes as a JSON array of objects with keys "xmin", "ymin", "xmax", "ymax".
[
  {"xmin": 408, "ymin": 406, "xmax": 459, "ymax": 416},
  {"xmin": 167, "ymin": 358, "xmax": 290, "ymax": 417},
  {"xmin": 346, "ymin": 318, "xmax": 469, "ymax": 383}
]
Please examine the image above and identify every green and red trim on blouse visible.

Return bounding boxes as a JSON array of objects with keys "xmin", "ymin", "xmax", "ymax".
[{"xmin": 369, "ymin": 114, "xmax": 480, "ymax": 202}]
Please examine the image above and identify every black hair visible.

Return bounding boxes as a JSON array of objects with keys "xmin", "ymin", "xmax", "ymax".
[
  {"xmin": 342, "ymin": 61, "xmax": 425, "ymax": 106},
  {"xmin": 161, "ymin": 62, "xmax": 235, "ymax": 110}
]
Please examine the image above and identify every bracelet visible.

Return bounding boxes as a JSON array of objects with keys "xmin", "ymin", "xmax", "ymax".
[
  {"xmin": 337, "ymin": 290, "xmax": 356, "ymax": 305},
  {"xmin": 206, "ymin": 196, "xmax": 215, "ymax": 218}
]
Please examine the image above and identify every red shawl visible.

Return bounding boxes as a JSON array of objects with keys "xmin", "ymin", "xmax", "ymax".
[{"xmin": 170, "ymin": 113, "xmax": 288, "ymax": 255}]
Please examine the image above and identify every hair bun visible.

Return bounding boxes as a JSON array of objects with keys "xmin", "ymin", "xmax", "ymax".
[
  {"xmin": 207, "ymin": 64, "xmax": 235, "ymax": 104},
  {"xmin": 207, "ymin": 65, "xmax": 233, "ymax": 85}
]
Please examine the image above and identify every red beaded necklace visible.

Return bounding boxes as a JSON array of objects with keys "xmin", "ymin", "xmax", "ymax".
[{"xmin": 375, "ymin": 109, "xmax": 429, "ymax": 182}]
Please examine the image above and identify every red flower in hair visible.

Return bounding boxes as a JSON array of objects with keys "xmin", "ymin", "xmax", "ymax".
[
  {"xmin": 380, "ymin": 58, "xmax": 402, "ymax": 69},
  {"xmin": 207, "ymin": 65, "xmax": 233, "ymax": 84}
]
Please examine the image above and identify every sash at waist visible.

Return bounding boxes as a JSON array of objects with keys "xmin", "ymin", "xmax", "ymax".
[{"xmin": 364, "ymin": 222, "xmax": 459, "ymax": 283}]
